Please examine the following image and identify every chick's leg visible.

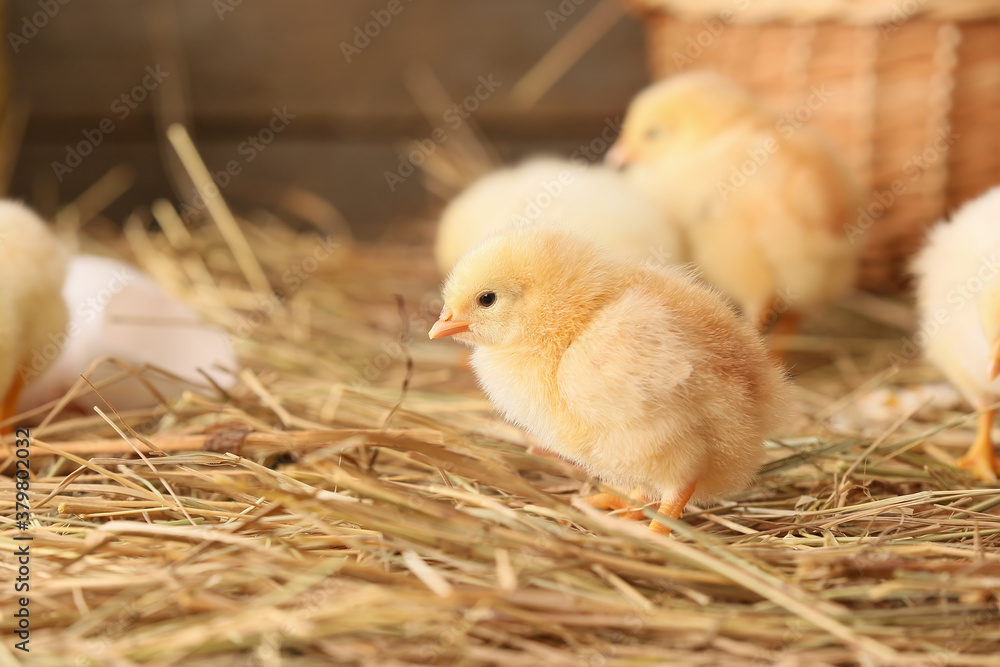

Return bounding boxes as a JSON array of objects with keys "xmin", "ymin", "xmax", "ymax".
[
  {"xmin": 768, "ymin": 309, "xmax": 801, "ymax": 338},
  {"xmin": 585, "ymin": 487, "xmax": 650, "ymax": 521},
  {"xmin": 0, "ymin": 373, "xmax": 26, "ymax": 435},
  {"xmin": 758, "ymin": 306, "xmax": 801, "ymax": 366},
  {"xmin": 957, "ymin": 410, "xmax": 999, "ymax": 483},
  {"xmin": 649, "ymin": 481, "xmax": 697, "ymax": 535}
]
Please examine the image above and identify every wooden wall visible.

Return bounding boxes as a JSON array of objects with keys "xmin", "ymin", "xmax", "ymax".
[{"xmin": 8, "ymin": 0, "xmax": 650, "ymax": 239}]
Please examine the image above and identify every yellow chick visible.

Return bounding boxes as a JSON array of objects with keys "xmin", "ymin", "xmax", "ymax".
[
  {"xmin": 429, "ymin": 226, "xmax": 790, "ymax": 533},
  {"xmin": 608, "ymin": 71, "xmax": 859, "ymax": 338},
  {"xmin": 434, "ymin": 157, "xmax": 684, "ymax": 275},
  {"xmin": 0, "ymin": 200, "xmax": 69, "ymax": 429},
  {"xmin": 913, "ymin": 186, "xmax": 1000, "ymax": 482}
]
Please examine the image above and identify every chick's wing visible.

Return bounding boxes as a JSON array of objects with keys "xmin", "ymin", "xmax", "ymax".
[{"xmin": 557, "ymin": 287, "xmax": 693, "ymax": 428}]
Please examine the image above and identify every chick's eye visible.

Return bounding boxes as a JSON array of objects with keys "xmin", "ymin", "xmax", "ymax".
[
  {"xmin": 477, "ymin": 292, "xmax": 497, "ymax": 308},
  {"xmin": 645, "ymin": 127, "xmax": 661, "ymax": 141}
]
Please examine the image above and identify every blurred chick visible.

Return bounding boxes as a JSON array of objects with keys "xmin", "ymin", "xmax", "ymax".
[
  {"xmin": 608, "ymin": 71, "xmax": 859, "ymax": 341},
  {"xmin": 913, "ymin": 186, "xmax": 1000, "ymax": 482},
  {"xmin": 0, "ymin": 200, "xmax": 68, "ymax": 429},
  {"xmin": 429, "ymin": 226, "xmax": 790, "ymax": 533},
  {"xmin": 434, "ymin": 157, "xmax": 684, "ymax": 274}
]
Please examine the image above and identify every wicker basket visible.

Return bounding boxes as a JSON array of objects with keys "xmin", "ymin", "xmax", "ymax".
[{"xmin": 631, "ymin": 0, "xmax": 1000, "ymax": 292}]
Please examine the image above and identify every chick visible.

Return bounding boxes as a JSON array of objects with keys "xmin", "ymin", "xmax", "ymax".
[
  {"xmin": 0, "ymin": 201, "xmax": 69, "ymax": 429},
  {"xmin": 429, "ymin": 226, "xmax": 790, "ymax": 533},
  {"xmin": 434, "ymin": 157, "xmax": 684, "ymax": 274},
  {"xmin": 913, "ymin": 186, "xmax": 1000, "ymax": 482},
  {"xmin": 608, "ymin": 71, "xmax": 859, "ymax": 340}
]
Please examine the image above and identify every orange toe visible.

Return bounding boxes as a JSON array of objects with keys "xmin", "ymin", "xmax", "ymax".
[
  {"xmin": 957, "ymin": 411, "xmax": 999, "ymax": 483},
  {"xmin": 585, "ymin": 488, "xmax": 649, "ymax": 521},
  {"xmin": 956, "ymin": 450, "xmax": 999, "ymax": 483},
  {"xmin": 0, "ymin": 374, "xmax": 26, "ymax": 436},
  {"xmin": 649, "ymin": 519, "xmax": 673, "ymax": 535},
  {"xmin": 647, "ymin": 481, "xmax": 697, "ymax": 536}
]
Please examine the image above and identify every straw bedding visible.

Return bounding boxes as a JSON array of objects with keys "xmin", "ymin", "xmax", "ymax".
[{"xmin": 1, "ymin": 194, "xmax": 1000, "ymax": 666}]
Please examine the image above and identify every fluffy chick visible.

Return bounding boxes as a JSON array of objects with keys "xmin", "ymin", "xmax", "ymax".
[
  {"xmin": 0, "ymin": 200, "xmax": 69, "ymax": 429},
  {"xmin": 429, "ymin": 226, "xmax": 790, "ymax": 533},
  {"xmin": 434, "ymin": 157, "xmax": 684, "ymax": 274},
  {"xmin": 609, "ymin": 71, "xmax": 859, "ymax": 338},
  {"xmin": 913, "ymin": 186, "xmax": 1000, "ymax": 482}
]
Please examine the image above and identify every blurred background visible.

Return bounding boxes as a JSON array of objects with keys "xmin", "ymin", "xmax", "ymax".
[
  {"xmin": 6, "ymin": 0, "xmax": 1000, "ymax": 290},
  {"xmin": 6, "ymin": 0, "xmax": 649, "ymax": 241},
  {"xmin": 10, "ymin": 4, "xmax": 1000, "ymax": 663}
]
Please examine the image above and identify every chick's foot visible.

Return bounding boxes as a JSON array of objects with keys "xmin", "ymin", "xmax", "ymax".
[
  {"xmin": 585, "ymin": 488, "xmax": 650, "ymax": 521},
  {"xmin": 649, "ymin": 481, "xmax": 697, "ymax": 536},
  {"xmin": 957, "ymin": 411, "xmax": 999, "ymax": 483},
  {"xmin": 759, "ymin": 307, "xmax": 801, "ymax": 367},
  {"xmin": 0, "ymin": 373, "xmax": 25, "ymax": 436}
]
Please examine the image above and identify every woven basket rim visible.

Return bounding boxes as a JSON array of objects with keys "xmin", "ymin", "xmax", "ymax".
[{"xmin": 631, "ymin": 0, "xmax": 1000, "ymax": 24}]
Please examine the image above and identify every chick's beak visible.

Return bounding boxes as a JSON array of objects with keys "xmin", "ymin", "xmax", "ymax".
[
  {"xmin": 605, "ymin": 141, "xmax": 632, "ymax": 169},
  {"xmin": 429, "ymin": 305, "xmax": 471, "ymax": 339},
  {"xmin": 989, "ymin": 334, "xmax": 1000, "ymax": 381}
]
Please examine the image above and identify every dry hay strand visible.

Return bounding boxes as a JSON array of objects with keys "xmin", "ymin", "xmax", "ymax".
[{"xmin": 1, "ymin": 201, "xmax": 999, "ymax": 666}]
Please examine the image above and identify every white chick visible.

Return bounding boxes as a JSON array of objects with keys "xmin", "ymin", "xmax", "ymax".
[
  {"xmin": 0, "ymin": 201, "xmax": 68, "ymax": 430},
  {"xmin": 608, "ymin": 71, "xmax": 859, "ymax": 340},
  {"xmin": 429, "ymin": 226, "xmax": 790, "ymax": 533},
  {"xmin": 913, "ymin": 186, "xmax": 1000, "ymax": 482},
  {"xmin": 434, "ymin": 157, "xmax": 684, "ymax": 274}
]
